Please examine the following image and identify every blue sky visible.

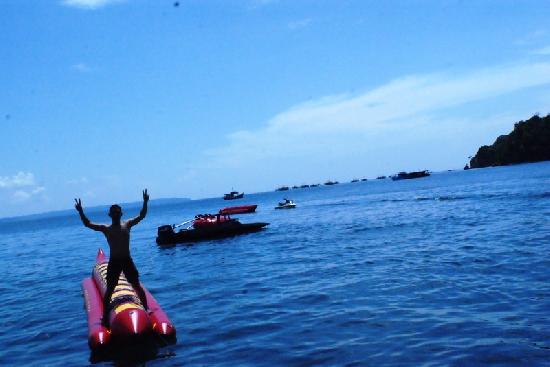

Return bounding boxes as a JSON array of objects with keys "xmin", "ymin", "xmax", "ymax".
[{"xmin": 1, "ymin": 0, "xmax": 550, "ymax": 217}]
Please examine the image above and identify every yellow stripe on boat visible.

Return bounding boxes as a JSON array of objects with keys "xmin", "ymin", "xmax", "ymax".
[
  {"xmin": 115, "ymin": 303, "xmax": 143, "ymax": 314},
  {"xmin": 112, "ymin": 290, "xmax": 136, "ymax": 298},
  {"xmin": 94, "ymin": 262, "xmax": 145, "ymax": 310}
]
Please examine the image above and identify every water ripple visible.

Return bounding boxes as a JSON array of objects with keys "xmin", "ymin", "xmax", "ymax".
[{"xmin": 1, "ymin": 162, "xmax": 550, "ymax": 365}]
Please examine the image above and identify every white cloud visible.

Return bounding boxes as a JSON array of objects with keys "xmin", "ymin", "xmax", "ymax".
[
  {"xmin": 207, "ymin": 61, "xmax": 550, "ymax": 165},
  {"xmin": 247, "ymin": 0, "xmax": 279, "ymax": 10},
  {"xmin": 0, "ymin": 172, "xmax": 36, "ymax": 188},
  {"xmin": 11, "ymin": 187, "xmax": 46, "ymax": 202},
  {"xmin": 62, "ymin": 0, "xmax": 125, "ymax": 10},
  {"xmin": 252, "ymin": 0, "xmax": 278, "ymax": 6},
  {"xmin": 84, "ymin": 190, "xmax": 96, "ymax": 198},
  {"xmin": 183, "ymin": 59, "xmax": 550, "ymax": 196},
  {"xmin": 288, "ymin": 18, "xmax": 312, "ymax": 30},
  {"xmin": 12, "ymin": 190, "xmax": 31, "ymax": 201},
  {"xmin": 67, "ymin": 177, "xmax": 89, "ymax": 185},
  {"xmin": 31, "ymin": 186, "xmax": 46, "ymax": 194},
  {"xmin": 531, "ymin": 46, "xmax": 550, "ymax": 56},
  {"xmin": 0, "ymin": 172, "xmax": 46, "ymax": 205},
  {"xmin": 515, "ymin": 29, "xmax": 547, "ymax": 46},
  {"xmin": 72, "ymin": 63, "xmax": 93, "ymax": 72}
]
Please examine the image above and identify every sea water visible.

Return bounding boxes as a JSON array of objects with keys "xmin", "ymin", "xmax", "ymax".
[{"xmin": 0, "ymin": 162, "xmax": 549, "ymax": 366}]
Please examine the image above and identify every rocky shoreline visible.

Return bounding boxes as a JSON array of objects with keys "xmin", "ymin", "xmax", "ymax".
[{"xmin": 469, "ymin": 114, "xmax": 550, "ymax": 169}]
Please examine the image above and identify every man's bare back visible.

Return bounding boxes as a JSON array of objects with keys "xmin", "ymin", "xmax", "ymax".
[
  {"xmin": 75, "ymin": 190, "xmax": 150, "ymax": 324},
  {"xmin": 103, "ymin": 222, "xmax": 131, "ymax": 259}
]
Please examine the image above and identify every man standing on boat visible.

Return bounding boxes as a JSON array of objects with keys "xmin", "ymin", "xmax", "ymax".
[{"xmin": 75, "ymin": 189, "xmax": 150, "ymax": 325}]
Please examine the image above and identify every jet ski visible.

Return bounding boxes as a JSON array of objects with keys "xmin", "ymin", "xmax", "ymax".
[{"xmin": 275, "ymin": 199, "xmax": 296, "ymax": 209}]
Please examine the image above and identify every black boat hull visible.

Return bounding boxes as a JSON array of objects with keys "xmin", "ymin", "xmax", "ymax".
[
  {"xmin": 156, "ymin": 222, "xmax": 268, "ymax": 245},
  {"xmin": 391, "ymin": 170, "xmax": 430, "ymax": 181},
  {"xmin": 223, "ymin": 193, "xmax": 244, "ymax": 200}
]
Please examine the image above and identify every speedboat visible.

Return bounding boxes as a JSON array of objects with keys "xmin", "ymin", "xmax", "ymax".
[
  {"xmin": 275, "ymin": 199, "xmax": 296, "ymax": 209},
  {"xmin": 223, "ymin": 191, "xmax": 244, "ymax": 200},
  {"xmin": 156, "ymin": 214, "xmax": 268, "ymax": 245},
  {"xmin": 219, "ymin": 204, "xmax": 257, "ymax": 215}
]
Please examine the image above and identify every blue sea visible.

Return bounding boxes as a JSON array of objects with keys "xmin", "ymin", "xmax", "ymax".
[{"xmin": 1, "ymin": 162, "xmax": 549, "ymax": 366}]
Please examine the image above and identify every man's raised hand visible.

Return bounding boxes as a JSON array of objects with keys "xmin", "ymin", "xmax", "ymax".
[
  {"xmin": 143, "ymin": 189, "xmax": 149, "ymax": 202},
  {"xmin": 74, "ymin": 198, "xmax": 83, "ymax": 212}
]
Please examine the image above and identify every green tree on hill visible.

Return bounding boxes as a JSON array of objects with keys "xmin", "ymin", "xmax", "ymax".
[{"xmin": 469, "ymin": 114, "xmax": 550, "ymax": 168}]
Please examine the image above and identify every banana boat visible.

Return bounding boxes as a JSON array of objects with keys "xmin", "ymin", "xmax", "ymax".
[{"xmin": 82, "ymin": 249, "xmax": 176, "ymax": 351}]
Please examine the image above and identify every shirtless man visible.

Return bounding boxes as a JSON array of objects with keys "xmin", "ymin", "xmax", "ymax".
[{"xmin": 75, "ymin": 189, "xmax": 149, "ymax": 325}]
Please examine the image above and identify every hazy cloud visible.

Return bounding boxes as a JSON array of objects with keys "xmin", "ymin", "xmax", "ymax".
[
  {"xmin": 12, "ymin": 190, "xmax": 31, "ymax": 201},
  {"xmin": 205, "ymin": 61, "xmax": 550, "ymax": 168},
  {"xmin": 12, "ymin": 186, "xmax": 45, "ymax": 202},
  {"xmin": 288, "ymin": 18, "xmax": 312, "ymax": 30},
  {"xmin": 0, "ymin": 172, "xmax": 36, "ymax": 188},
  {"xmin": 67, "ymin": 177, "xmax": 89, "ymax": 185},
  {"xmin": 62, "ymin": 0, "xmax": 125, "ymax": 10},
  {"xmin": 248, "ymin": 0, "xmax": 279, "ymax": 9},
  {"xmin": 72, "ymin": 63, "xmax": 93, "ymax": 72},
  {"xmin": 253, "ymin": 0, "xmax": 278, "ymax": 5},
  {"xmin": 0, "ymin": 172, "xmax": 47, "ymax": 205},
  {"xmin": 531, "ymin": 46, "xmax": 550, "ymax": 56},
  {"xmin": 515, "ymin": 29, "xmax": 547, "ymax": 46}
]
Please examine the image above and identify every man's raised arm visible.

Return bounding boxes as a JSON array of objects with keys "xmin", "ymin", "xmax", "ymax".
[
  {"xmin": 127, "ymin": 189, "xmax": 149, "ymax": 228},
  {"xmin": 75, "ymin": 198, "xmax": 107, "ymax": 232}
]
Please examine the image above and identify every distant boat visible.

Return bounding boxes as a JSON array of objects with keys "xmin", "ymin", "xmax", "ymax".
[
  {"xmin": 324, "ymin": 180, "xmax": 339, "ymax": 185},
  {"xmin": 292, "ymin": 185, "xmax": 299, "ymax": 189},
  {"xmin": 351, "ymin": 179, "xmax": 360, "ymax": 183},
  {"xmin": 219, "ymin": 205, "xmax": 257, "ymax": 215},
  {"xmin": 223, "ymin": 191, "xmax": 244, "ymax": 200},
  {"xmin": 376, "ymin": 176, "xmax": 386, "ymax": 180},
  {"xmin": 299, "ymin": 184, "xmax": 310, "ymax": 188},
  {"xmin": 361, "ymin": 178, "xmax": 368, "ymax": 182},
  {"xmin": 391, "ymin": 170, "xmax": 431, "ymax": 181},
  {"xmin": 275, "ymin": 186, "xmax": 289, "ymax": 191},
  {"xmin": 310, "ymin": 183, "xmax": 320, "ymax": 187}
]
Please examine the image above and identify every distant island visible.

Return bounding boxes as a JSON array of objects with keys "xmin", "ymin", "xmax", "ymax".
[
  {"xmin": 469, "ymin": 114, "xmax": 550, "ymax": 169},
  {"xmin": 0, "ymin": 197, "xmax": 191, "ymax": 223}
]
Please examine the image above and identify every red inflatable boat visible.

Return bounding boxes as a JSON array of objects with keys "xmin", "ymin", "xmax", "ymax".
[
  {"xmin": 219, "ymin": 204, "xmax": 257, "ymax": 215},
  {"xmin": 82, "ymin": 249, "xmax": 176, "ymax": 351}
]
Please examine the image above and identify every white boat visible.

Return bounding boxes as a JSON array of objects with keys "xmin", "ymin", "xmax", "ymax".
[{"xmin": 275, "ymin": 199, "xmax": 296, "ymax": 209}]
